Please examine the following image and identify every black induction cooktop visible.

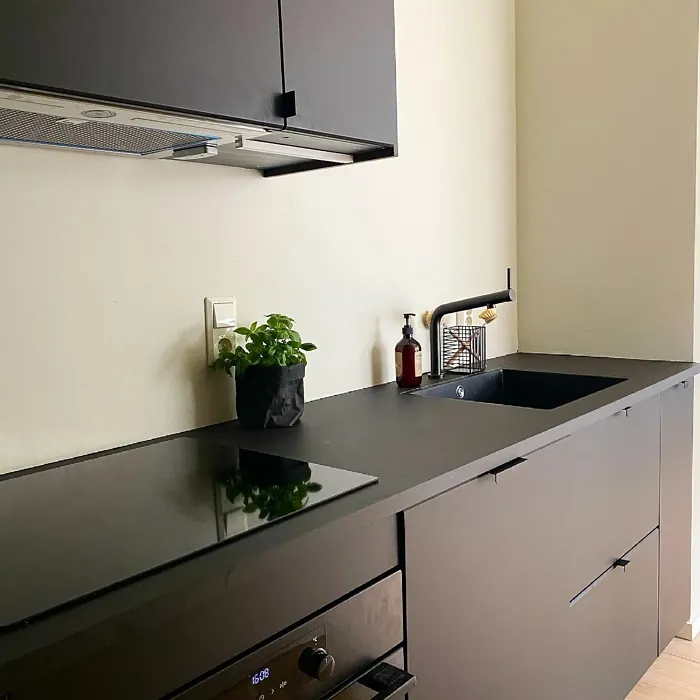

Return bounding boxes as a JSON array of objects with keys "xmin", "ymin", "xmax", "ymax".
[{"xmin": 0, "ymin": 437, "xmax": 378, "ymax": 629}]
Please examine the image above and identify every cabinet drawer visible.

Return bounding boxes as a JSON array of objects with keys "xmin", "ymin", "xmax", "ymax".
[
  {"xmin": 561, "ymin": 395, "xmax": 661, "ymax": 597},
  {"xmin": 567, "ymin": 529, "xmax": 659, "ymax": 700}
]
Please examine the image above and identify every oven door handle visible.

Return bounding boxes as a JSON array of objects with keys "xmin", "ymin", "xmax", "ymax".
[{"xmin": 323, "ymin": 661, "xmax": 416, "ymax": 700}]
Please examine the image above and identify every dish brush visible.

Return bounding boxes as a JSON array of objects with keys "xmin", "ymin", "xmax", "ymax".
[{"xmin": 479, "ymin": 306, "xmax": 498, "ymax": 324}]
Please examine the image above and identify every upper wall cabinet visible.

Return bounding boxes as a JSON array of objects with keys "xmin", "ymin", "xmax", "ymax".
[
  {"xmin": 0, "ymin": 0, "xmax": 284, "ymax": 127},
  {"xmin": 280, "ymin": 0, "xmax": 398, "ymax": 147},
  {"xmin": 0, "ymin": 0, "xmax": 398, "ymax": 174}
]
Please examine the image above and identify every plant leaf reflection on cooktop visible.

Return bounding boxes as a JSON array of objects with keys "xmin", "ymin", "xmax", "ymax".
[
  {"xmin": 220, "ymin": 450, "xmax": 323, "ymax": 525},
  {"xmin": 215, "ymin": 448, "xmax": 376, "ymax": 540},
  {"xmin": 0, "ymin": 438, "xmax": 378, "ymax": 629}
]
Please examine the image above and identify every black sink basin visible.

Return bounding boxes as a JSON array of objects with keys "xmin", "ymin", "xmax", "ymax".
[{"xmin": 412, "ymin": 369, "xmax": 626, "ymax": 410}]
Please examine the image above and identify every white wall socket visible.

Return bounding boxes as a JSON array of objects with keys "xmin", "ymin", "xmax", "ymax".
[{"xmin": 205, "ymin": 297, "xmax": 237, "ymax": 365}]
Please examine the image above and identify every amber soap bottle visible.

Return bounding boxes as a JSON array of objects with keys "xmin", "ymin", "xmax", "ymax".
[{"xmin": 395, "ymin": 313, "xmax": 423, "ymax": 388}]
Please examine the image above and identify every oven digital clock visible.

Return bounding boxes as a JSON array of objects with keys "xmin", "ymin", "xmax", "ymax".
[
  {"xmin": 251, "ymin": 668, "xmax": 271, "ymax": 686},
  {"xmin": 225, "ymin": 628, "xmax": 326, "ymax": 699}
]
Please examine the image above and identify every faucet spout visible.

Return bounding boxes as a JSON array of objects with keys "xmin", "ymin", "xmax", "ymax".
[{"xmin": 429, "ymin": 269, "xmax": 516, "ymax": 378}]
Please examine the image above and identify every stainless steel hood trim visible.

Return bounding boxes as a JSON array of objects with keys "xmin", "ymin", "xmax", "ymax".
[
  {"xmin": 0, "ymin": 86, "xmax": 359, "ymax": 169},
  {"xmin": 171, "ymin": 143, "xmax": 220, "ymax": 160},
  {"xmin": 0, "ymin": 87, "xmax": 254, "ymax": 152},
  {"xmin": 237, "ymin": 138, "xmax": 354, "ymax": 164}
]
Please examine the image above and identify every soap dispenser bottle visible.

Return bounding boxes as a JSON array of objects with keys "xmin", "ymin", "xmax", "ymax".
[{"xmin": 395, "ymin": 313, "xmax": 423, "ymax": 388}]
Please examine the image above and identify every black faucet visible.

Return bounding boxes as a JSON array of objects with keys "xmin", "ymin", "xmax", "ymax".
[{"xmin": 429, "ymin": 269, "xmax": 516, "ymax": 378}]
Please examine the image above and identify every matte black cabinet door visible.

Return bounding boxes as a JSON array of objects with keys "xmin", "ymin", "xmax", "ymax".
[
  {"xmin": 405, "ymin": 449, "xmax": 572, "ymax": 700},
  {"xmin": 280, "ymin": 0, "xmax": 398, "ymax": 146},
  {"xmin": 0, "ymin": 1, "xmax": 284, "ymax": 126},
  {"xmin": 567, "ymin": 530, "xmax": 659, "ymax": 700}
]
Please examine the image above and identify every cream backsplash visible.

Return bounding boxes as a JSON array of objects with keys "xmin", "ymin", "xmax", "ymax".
[{"xmin": 0, "ymin": 0, "xmax": 517, "ymax": 473}]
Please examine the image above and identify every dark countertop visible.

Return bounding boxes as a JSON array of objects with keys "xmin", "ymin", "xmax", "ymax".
[{"xmin": 2, "ymin": 352, "xmax": 698, "ymax": 664}]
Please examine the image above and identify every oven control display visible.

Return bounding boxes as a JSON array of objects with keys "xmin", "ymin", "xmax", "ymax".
[
  {"xmin": 251, "ymin": 668, "xmax": 271, "ymax": 686},
  {"xmin": 219, "ymin": 629, "xmax": 325, "ymax": 700}
]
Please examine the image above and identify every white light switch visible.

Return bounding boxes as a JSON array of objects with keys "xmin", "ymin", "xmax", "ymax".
[
  {"xmin": 205, "ymin": 297, "xmax": 237, "ymax": 365},
  {"xmin": 213, "ymin": 302, "xmax": 236, "ymax": 329}
]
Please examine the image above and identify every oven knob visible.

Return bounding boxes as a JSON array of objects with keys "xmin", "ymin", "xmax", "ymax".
[{"xmin": 298, "ymin": 647, "xmax": 336, "ymax": 681}]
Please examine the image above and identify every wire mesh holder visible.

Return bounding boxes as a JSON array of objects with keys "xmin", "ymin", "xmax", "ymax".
[{"xmin": 442, "ymin": 325, "xmax": 486, "ymax": 375}]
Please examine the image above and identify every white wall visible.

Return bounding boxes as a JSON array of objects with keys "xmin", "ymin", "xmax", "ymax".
[
  {"xmin": 517, "ymin": 0, "xmax": 699, "ymax": 361},
  {"xmin": 0, "ymin": 0, "xmax": 518, "ymax": 473}
]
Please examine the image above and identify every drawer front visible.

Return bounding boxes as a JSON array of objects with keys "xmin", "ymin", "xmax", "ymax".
[
  {"xmin": 563, "ymin": 394, "xmax": 661, "ymax": 598},
  {"xmin": 567, "ymin": 529, "xmax": 659, "ymax": 700}
]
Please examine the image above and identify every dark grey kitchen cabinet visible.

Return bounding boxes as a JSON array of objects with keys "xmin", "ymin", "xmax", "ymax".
[
  {"xmin": 0, "ymin": 0, "xmax": 284, "ymax": 126},
  {"xmin": 567, "ymin": 529, "xmax": 659, "ymax": 700},
  {"xmin": 564, "ymin": 395, "xmax": 661, "ymax": 599},
  {"xmin": 659, "ymin": 379, "xmax": 694, "ymax": 650},
  {"xmin": 405, "ymin": 393, "xmax": 666, "ymax": 700},
  {"xmin": 405, "ymin": 449, "xmax": 573, "ymax": 700},
  {"xmin": 280, "ymin": 0, "xmax": 398, "ymax": 147}
]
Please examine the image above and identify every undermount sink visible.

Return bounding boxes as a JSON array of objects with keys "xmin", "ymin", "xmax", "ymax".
[{"xmin": 412, "ymin": 369, "xmax": 626, "ymax": 410}]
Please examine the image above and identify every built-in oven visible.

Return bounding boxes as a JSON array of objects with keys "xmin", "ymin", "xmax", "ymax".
[{"xmin": 167, "ymin": 571, "xmax": 414, "ymax": 700}]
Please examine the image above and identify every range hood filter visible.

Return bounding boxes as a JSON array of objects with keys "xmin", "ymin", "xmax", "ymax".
[{"xmin": 0, "ymin": 106, "xmax": 217, "ymax": 155}]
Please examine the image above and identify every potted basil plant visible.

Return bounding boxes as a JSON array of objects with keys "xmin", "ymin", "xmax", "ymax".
[{"xmin": 212, "ymin": 314, "xmax": 317, "ymax": 429}]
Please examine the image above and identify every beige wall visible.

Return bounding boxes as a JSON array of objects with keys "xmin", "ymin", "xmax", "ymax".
[
  {"xmin": 0, "ymin": 0, "xmax": 518, "ymax": 473},
  {"xmin": 516, "ymin": 0, "xmax": 700, "ymax": 638},
  {"xmin": 517, "ymin": 0, "xmax": 699, "ymax": 361}
]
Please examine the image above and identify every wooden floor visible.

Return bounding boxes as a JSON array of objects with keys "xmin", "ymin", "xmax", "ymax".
[{"xmin": 627, "ymin": 637, "xmax": 700, "ymax": 699}]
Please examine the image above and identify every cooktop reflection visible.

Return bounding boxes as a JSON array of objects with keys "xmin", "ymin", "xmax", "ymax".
[
  {"xmin": 214, "ymin": 447, "xmax": 377, "ymax": 539},
  {"xmin": 0, "ymin": 437, "xmax": 378, "ymax": 629}
]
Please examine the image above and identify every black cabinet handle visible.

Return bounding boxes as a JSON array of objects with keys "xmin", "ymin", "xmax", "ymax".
[
  {"xmin": 277, "ymin": 90, "xmax": 298, "ymax": 118},
  {"xmin": 488, "ymin": 458, "xmax": 527, "ymax": 483},
  {"xmin": 571, "ymin": 556, "xmax": 633, "ymax": 607}
]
